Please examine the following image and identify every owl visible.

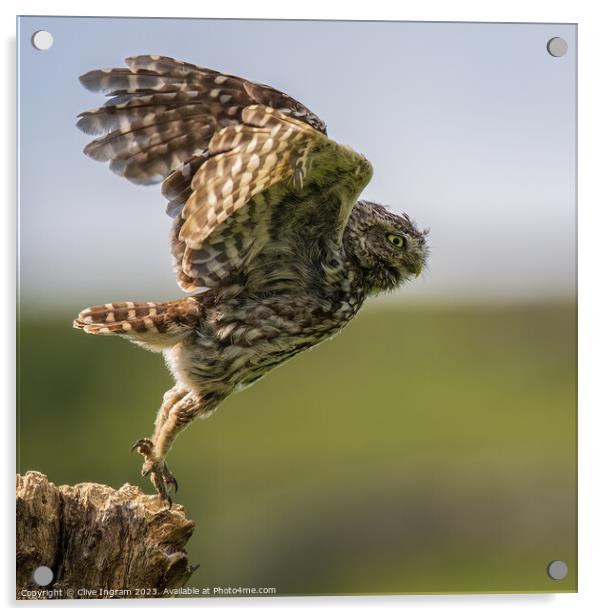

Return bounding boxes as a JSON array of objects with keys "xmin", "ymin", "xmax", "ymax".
[{"xmin": 73, "ymin": 56, "xmax": 428, "ymax": 506}]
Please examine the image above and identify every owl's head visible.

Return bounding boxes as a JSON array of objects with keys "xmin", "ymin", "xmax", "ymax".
[{"xmin": 346, "ymin": 200, "xmax": 429, "ymax": 294}]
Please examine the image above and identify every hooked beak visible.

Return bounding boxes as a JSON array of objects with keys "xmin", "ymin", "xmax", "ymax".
[{"xmin": 408, "ymin": 262, "xmax": 422, "ymax": 278}]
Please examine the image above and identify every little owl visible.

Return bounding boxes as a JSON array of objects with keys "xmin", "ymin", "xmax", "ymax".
[{"xmin": 73, "ymin": 55, "xmax": 428, "ymax": 506}]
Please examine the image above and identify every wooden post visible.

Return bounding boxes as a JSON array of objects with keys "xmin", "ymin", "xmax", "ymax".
[{"xmin": 16, "ymin": 471, "xmax": 197, "ymax": 600}]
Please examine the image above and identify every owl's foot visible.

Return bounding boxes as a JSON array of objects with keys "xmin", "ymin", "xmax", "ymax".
[
  {"xmin": 131, "ymin": 437, "xmax": 154, "ymax": 457},
  {"xmin": 131, "ymin": 438, "xmax": 178, "ymax": 508},
  {"xmin": 144, "ymin": 461, "xmax": 178, "ymax": 509}
]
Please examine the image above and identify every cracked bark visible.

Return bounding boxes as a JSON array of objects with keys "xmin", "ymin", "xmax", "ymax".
[{"xmin": 16, "ymin": 471, "xmax": 197, "ymax": 600}]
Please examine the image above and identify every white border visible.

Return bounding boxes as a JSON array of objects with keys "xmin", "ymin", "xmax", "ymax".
[{"xmin": 3, "ymin": 1, "xmax": 600, "ymax": 613}]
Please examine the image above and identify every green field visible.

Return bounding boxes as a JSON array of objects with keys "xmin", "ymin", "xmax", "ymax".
[{"xmin": 17, "ymin": 301, "xmax": 577, "ymax": 595}]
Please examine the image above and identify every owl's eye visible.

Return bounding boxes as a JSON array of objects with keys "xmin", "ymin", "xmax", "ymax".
[{"xmin": 387, "ymin": 234, "xmax": 405, "ymax": 248}]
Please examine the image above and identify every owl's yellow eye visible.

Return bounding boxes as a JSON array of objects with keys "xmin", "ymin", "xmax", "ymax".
[{"xmin": 387, "ymin": 234, "xmax": 405, "ymax": 248}]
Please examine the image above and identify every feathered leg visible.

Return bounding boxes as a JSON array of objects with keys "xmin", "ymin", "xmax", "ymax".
[
  {"xmin": 132, "ymin": 390, "xmax": 204, "ymax": 507},
  {"xmin": 131, "ymin": 385, "xmax": 187, "ymax": 498},
  {"xmin": 155, "ymin": 385, "xmax": 189, "ymax": 433}
]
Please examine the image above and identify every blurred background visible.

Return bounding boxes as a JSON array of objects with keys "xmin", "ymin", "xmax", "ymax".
[{"xmin": 17, "ymin": 17, "xmax": 576, "ymax": 595}]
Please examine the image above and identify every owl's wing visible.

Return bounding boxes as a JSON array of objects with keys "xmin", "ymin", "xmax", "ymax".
[
  {"xmin": 78, "ymin": 55, "xmax": 326, "ymax": 184},
  {"xmin": 166, "ymin": 106, "xmax": 372, "ymax": 291},
  {"xmin": 78, "ymin": 57, "xmax": 371, "ymax": 292}
]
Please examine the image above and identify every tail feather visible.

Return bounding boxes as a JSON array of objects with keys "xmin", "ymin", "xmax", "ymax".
[{"xmin": 73, "ymin": 298, "xmax": 202, "ymax": 349}]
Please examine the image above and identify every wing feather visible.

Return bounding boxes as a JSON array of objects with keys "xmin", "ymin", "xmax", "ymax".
[
  {"xmin": 173, "ymin": 106, "xmax": 372, "ymax": 291},
  {"xmin": 77, "ymin": 56, "xmax": 371, "ymax": 293},
  {"xmin": 78, "ymin": 55, "xmax": 326, "ymax": 184},
  {"xmin": 179, "ymin": 108, "xmax": 317, "ymax": 250}
]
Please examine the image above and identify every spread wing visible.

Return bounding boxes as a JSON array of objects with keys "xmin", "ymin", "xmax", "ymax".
[{"xmin": 77, "ymin": 56, "xmax": 372, "ymax": 292}]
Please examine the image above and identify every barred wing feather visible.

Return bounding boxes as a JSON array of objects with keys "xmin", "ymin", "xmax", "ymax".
[{"xmin": 77, "ymin": 56, "xmax": 372, "ymax": 292}]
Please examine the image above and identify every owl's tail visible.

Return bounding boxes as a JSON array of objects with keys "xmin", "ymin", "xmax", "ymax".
[{"xmin": 73, "ymin": 298, "xmax": 202, "ymax": 350}]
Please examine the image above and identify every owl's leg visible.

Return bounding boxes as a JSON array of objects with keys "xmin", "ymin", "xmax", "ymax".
[
  {"xmin": 132, "ymin": 390, "xmax": 204, "ymax": 507},
  {"xmin": 131, "ymin": 385, "xmax": 188, "ymax": 504},
  {"xmin": 155, "ymin": 385, "xmax": 189, "ymax": 433}
]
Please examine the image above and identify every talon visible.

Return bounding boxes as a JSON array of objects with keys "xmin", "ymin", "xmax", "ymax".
[
  {"xmin": 163, "ymin": 463, "xmax": 179, "ymax": 493},
  {"xmin": 148, "ymin": 468, "xmax": 172, "ymax": 509},
  {"xmin": 132, "ymin": 437, "xmax": 178, "ymax": 506},
  {"xmin": 131, "ymin": 437, "xmax": 154, "ymax": 455}
]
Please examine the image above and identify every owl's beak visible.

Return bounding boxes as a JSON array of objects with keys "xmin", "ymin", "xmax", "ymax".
[{"xmin": 408, "ymin": 262, "xmax": 422, "ymax": 278}]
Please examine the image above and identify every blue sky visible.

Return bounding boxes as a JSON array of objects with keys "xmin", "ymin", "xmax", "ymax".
[{"xmin": 17, "ymin": 17, "xmax": 576, "ymax": 309}]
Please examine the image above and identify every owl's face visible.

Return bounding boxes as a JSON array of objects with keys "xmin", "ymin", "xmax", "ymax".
[{"xmin": 346, "ymin": 201, "xmax": 429, "ymax": 294}]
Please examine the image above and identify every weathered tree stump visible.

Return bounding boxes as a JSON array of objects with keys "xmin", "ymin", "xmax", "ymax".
[{"xmin": 16, "ymin": 471, "xmax": 197, "ymax": 600}]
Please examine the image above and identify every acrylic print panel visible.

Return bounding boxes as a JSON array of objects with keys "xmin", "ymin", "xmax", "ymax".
[{"xmin": 17, "ymin": 16, "xmax": 576, "ymax": 599}]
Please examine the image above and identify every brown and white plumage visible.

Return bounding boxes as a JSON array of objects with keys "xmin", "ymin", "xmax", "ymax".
[
  {"xmin": 74, "ymin": 55, "xmax": 428, "ymax": 506},
  {"xmin": 78, "ymin": 55, "xmax": 370, "ymax": 293}
]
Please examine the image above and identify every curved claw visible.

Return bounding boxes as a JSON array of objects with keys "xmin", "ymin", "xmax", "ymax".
[
  {"xmin": 131, "ymin": 436, "xmax": 178, "ymax": 508},
  {"xmin": 131, "ymin": 438, "xmax": 154, "ymax": 455},
  {"xmin": 149, "ymin": 467, "xmax": 173, "ymax": 509},
  {"xmin": 163, "ymin": 463, "xmax": 179, "ymax": 493}
]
